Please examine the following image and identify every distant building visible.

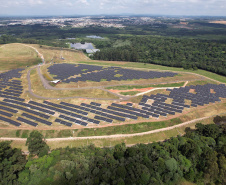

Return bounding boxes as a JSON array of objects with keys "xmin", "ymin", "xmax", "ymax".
[
  {"xmin": 86, "ymin": 49, "xmax": 100, "ymax": 54},
  {"xmin": 66, "ymin": 38, "xmax": 76, "ymax": 40},
  {"xmin": 70, "ymin": 42, "xmax": 94, "ymax": 50},
  {"xmin": 86, "ymin": 35, "xmax": 103, "ymax": 39}
]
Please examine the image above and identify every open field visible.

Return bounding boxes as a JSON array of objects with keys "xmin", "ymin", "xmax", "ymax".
[
  {"xmin": 120, "ymin": 91, "xmax": 140, "ymax": 96},
  {"xmin": 209, "ymin": 21, "xmax": 226, "ymax": 25},
  {"xmin": 0, "ymin": 43, "xmax": 41, "ymax": 70},
  {"xmin": 186, "ymin": 80, "xmax": 219, "ymax": 86},
  {"xmin": 28, "ymin": 44, "xmax": 89, "ymax": 63},
  {"xmin": 106, "ymin": 82, "xmax": 185, "ymax": 90}
]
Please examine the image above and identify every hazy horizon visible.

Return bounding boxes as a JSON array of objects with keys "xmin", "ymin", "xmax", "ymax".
[{"xmin": 0, "ymin": 0, "xmax": 225, "ymax": 17}]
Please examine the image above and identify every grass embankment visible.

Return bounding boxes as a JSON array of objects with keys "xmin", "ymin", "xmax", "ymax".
[
  {"xmin": 7, "ymin": 114, "xmax": 222, "ymax": 152},
  {"xmin": 40, "ymin": 64, "xmax": 54, "ymax": 81},
  {"xmin": 28, "ymin": 44, "xmax": 88, "ymax": 63},
  {"xmin": 120, "ymin": 91, "xmax": 140, "ymax": 96},
  {"xmin": 0, "ymin": 43, "xmax": 41, "ymax": 70},
  {"xmin": 77, "ymin": 118, "xmax": 182, "ymax": 137},
  {"xmin": 29, "ymin": 68, "xmax": 119, "ymax": 99},
  {"xmin": 106, "ymin": 82, "xmax": 185, "ymax": 90},
  {"xmin": 187, "ymin": 80, "xmax": 219, "ymax": 86}
]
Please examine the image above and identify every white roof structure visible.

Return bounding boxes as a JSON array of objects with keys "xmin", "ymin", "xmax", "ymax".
[
  {"xmin": 70, "ymin": 42, "xmax": 94, "ymax": 50},
  {"xmin": 86, "ymin": 49, "xmax": 100, "ymax": 54},
  {"xmin": 51, "ymin": 80, "xmax": 61, "ymax": 83}
]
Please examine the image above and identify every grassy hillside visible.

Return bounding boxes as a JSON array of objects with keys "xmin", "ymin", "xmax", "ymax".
[{"xmin": 0, "ymin": 43, "xmax": 41, "ymax": 70}]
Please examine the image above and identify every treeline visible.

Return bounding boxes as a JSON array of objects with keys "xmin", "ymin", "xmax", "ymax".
[
  {"xmin": 93, "ymin": 47, "xmax": 139, "ymax": 62},
  {"xmin": 0, "ymin": 34, "xmax": 68, "ymax": 48},
  {"xmin": 93, "ymin": 36, "xmax": 226, "ymax": 76},
  {"xmin": 0, "ymin": 118, "xmax": 225, "ymax": 185}
]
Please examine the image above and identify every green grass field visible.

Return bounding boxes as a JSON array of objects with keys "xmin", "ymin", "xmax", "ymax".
[
  {"xmin": 77, "ymin": 118, "xmax": 182, "ymax": 137},
  {"xmin": 0, "ymin": 43, "xmax": 41, "ymax": 70},
  {"xmin": 8, "ymin": 114, "xmax": 219, "ymax": 152},
  {"xmin": 120, "ymin": 91, "xmax": 140, "ymax": 95},
  {"xmin": 106, "ymin": 82, "xmax": 185, "ymax": 90}
]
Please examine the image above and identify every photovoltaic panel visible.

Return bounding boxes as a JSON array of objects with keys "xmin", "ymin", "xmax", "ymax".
[
  {"xmin": 0, "ymin": 116, "xmax": 21, "ymax": 127},
  {"xmin": 17, "ymin": 117, "xmax": 38, "ymax": 127}
]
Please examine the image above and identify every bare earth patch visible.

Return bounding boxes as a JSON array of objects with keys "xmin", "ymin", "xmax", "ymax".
[{"xmin": 209, "ymin": 21, "xmax": 226, "ymax": 25}]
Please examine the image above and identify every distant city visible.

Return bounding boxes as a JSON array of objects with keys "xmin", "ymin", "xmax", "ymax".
[
  {"xmin": 0, "ymin": 16, "xmax": 179, "ymax": 28},
  {"xmin": 1, "ymin": 15, "xmax": 225, "ymax": 30}
]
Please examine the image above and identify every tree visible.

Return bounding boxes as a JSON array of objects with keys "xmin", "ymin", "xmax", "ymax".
[
  {"xmin": 114, "ymin": 143, "xmax": 126, "ymax": 160},
  {"xmin": 26, "ymin": 131, "xmax": 49, "ymax": 157},
  {"xmin": 0, "ymin": 141, "xmax": 26, "ymax": 185}
]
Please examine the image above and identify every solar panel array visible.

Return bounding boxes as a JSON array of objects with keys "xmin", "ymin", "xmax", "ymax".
[
  {"xmin": 47, "ymin": 63, "xmax": 177, "ymax": 83},
  {"xmin": 0, "ymin": 82, "xmax": 225, "ymax": 127},
  {"xmin": 0, "ymin": 69, "xmax": 25, "ymax": 101},
  {"xmin": 0, "ymin": 68, "xmax": 24, "ymax": 80},
  {"xmin": 139, "ymin": 84, "xmax": 226, "ymax": 117}
]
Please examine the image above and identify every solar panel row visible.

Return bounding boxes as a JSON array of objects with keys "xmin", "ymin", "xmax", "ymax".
[
  {"xmin": 0, "ymin": 94, "xmax": 25, "ymax": 102},
  {"xmin": 55, "ymin": 118, "xmax": 72, "ymax": 127},
  {"xmin": 0, "ymin": 105, "xmax": 18, "ymax": 113},
  {"xmin": 0, "ymin": 116, "xmax": 21, "ymax": 127},
  {"xmin": 59, "ymin": 115, "xmax": 89, "ymax": 126},
  {"xmin": 0, "ymin": 68, "xmax": 24, "ymax": 80},
  {"xmin": 0, "ymin": 91, "xmax": 22, "ymax": 97},
  {"xmin": 0, "ymin": 110, "xmax": 13, "ymax": 117},
  {"xmin": 73, "ymin": 102, "xmax": 125, "ymax": 121},
  {"xmin": 94, "ymin": 115, "xmax": 113, "ymax": 123},
  {"xmin": 43, "ymin": 101, "xmax": 88, "ymax": 116},
  {"xmin": 4, "ymin": 99, "xmax": 55, "ymax": 115},
  {"xmin": 17, "ymin": 117, "xmax": 38, "ymax": 127},
  {"xmin": 90, "ymin": 102, "xmax": 101, "ymax": 107},
  {"xmin": 22, "ymin": 113, "xmax": 52, "ymax": 126},
  {"xmin": 110, "ymin": 103, "xmax": 150, "ymax": 118},
  {"xmin": 0, "ymin": 101, "xmax": 50, "ymax": 119},
  {"xmin": 42, "ymin": 101, "xmax": 99, "ymax": 124}
]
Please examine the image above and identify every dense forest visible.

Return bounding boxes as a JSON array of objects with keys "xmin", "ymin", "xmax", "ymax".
[
  {"xmin": 1, "ymin": 118, "xmax": 225, "ymax": 185},
  {"xmin": 93, "ymin": 37, "xmax": 226, "ymax": 76}
]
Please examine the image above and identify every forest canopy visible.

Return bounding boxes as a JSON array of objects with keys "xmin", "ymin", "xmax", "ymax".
[
  {"xmin": 0, "ymin": 121, "xmax": 225, "ymax": 185},
  {"xmin": 92, "ymin": 36, "xmax": 226, "ymax": 76}
]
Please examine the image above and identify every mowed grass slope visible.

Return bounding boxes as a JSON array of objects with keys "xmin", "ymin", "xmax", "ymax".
[
  {"xmin": 0, "ymin": 43, "xmax": 41, "ymax": 70},
  {"xmin": 28, "ymin": 44, "xmax": 89, "ymax": 63}
]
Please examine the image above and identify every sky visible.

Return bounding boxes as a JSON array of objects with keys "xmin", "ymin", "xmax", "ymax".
[{"xmin": 0, "ymin": 0, "xmax": 225, "ymax": 16}]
